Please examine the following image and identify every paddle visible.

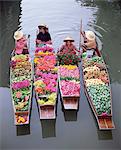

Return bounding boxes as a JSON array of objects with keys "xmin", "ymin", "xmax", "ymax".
[
  {"xmin": 79, "ymin": 19, "xmax": 82, "ymax": 51},
  {"xmin": 27, "ymin": 34, "xmax": 30, "ymax": 50},
  {"xmin": 79, "ymin": 18, "xmax": 86, "ymax": 57}
]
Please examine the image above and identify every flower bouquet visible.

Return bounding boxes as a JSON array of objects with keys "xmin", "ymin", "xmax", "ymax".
[
  {"xmin": 57, "ymin": 52, "xmax": 80, "ymax": 65},
  {"xmin": 35, "ymin": 44, "xmax": 54, "ymax": 53},
  {"xmin": 59, "ymin": 65, "xmax": 80, "ymax": 97},
  {"xmin": 34, "ymin": 48, "xmax": 58, "ymax": 109}
]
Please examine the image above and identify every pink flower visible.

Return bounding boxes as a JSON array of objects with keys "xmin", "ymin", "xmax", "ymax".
[
  {"xmin": 101, "ymin": 112, "xmax": 108, "ymax": 116},
  {"xmin": 16, "ymin": 91, "xmax": 22, "ymax": 98},
  {"xmin": 60, "ymin": 80, "xmax": 80, "ymax": 96},
  {"xmin": 12, "ymin": 80, "xmax": 30, "ymax": 90},
  {"xmin": 59, "ymin": 66, "xmax": 79, "ymax": 79}
]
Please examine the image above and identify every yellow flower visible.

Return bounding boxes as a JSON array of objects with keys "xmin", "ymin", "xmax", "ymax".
[
  {"xmin": 38, "ymin": 99, "xmax": 45, "ymax": 105},
  {"xmin": 61, "ymin": 65, "xmax": 77, "ymax": 70},
  {"xmin": 52, "ymin": 67, "xmax": 58, "ymax": 72},
  {"xmin": 48, "ymin": 93, "xmax": 56, "ymax": 102},
  {"xmin": 34, "ymin": 80, "xmax": 44, "ymax": 87},
  {"xmin": 34, "ymin": 58, "xmax": 39, "ymax": 63}
]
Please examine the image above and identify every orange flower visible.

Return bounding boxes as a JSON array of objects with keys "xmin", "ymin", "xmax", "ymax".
[{"xmin": 35, "ymin": 87, "xmax": 44, "ymax": 94}]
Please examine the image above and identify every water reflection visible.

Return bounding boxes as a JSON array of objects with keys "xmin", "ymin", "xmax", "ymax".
[{"xmin": 0, "ymin": 1, "xmax": 21, "ymax": 87}]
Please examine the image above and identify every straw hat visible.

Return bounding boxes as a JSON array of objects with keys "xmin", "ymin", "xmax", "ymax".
[
  {"xmin": 63, "ymin": 36, "xmax": 74, "ymax": 42},
  {"xmin": 38, "ymin": 24, "xmax": 47, "ymax": 29},
  {"xmin": 85, "ymin": 31, "xmax": 95, "ymax": 41},
  {"xmin": 14, "ymin": 31, "xmax": 24, "ymax": 40}
]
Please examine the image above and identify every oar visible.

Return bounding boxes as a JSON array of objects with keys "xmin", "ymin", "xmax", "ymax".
[
  {"xmin": 79, "ymin": 19, "xmax": 82, "ymax": 51},
  {"xmin": 27, "ymin": 34, "xmax": 30, "ymax": 50}
]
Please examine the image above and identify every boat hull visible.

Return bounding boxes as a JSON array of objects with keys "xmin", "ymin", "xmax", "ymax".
[
  {"xmin": 10, "ymin": 52, "xmax": 33, "ymax": 126},
  {"xmin": 81, "ymin": 46, "xmax": 115, "ymax": 130}
]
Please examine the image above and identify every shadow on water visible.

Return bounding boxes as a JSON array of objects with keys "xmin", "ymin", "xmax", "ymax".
[
  {"xmin": 63, "ymin": 110, "xmax": 77, "ymax": 121},
  {"xmin": 16, "ymin": 125, "xmax": 30, "ymax": 136},
  {"xmin": 97, "ymin": 130, "xmax": 112, "ymax": 140},
  {"xmin": 41, "ymin": 120, "xmax": 56, "ymax": 138},
  {"xmin": 59, "ymin": 92, "xmax": 78, "ymax": 121}
]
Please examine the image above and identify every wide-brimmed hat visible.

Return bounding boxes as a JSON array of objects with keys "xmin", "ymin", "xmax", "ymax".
[
  {"xmin": 85, "ymin": 31, "xmax": 95, "ymax": 41},
  {"xmin": 38, "ymin": 24, "xmax": 47, "ymax": 29},
  {"xmin": 14, "ymin": 31, "xmax": 24, "ymax": 40},
  {"xmin": 63, "ymin": 36, "xmax": 74, "ymax": 42}
]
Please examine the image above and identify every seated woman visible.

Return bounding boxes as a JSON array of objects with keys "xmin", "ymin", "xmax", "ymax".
[
  {"xmin": 57, "ymin": 37, "xmax": 80, "ymax": 65},
  {"xmin": 14, "ymin": 31, "xmax": 29, "ymax": 55},
  {"xmin": 36, "ymin": 24, "xmax": 52, "ymax": 46},
  {"xmin": 81, "ymin": 30, "xmax": 97, "ymax": 58},
  {"xmin": 58, "ymin": 36, "xmax": 79, "ymax": 55}
]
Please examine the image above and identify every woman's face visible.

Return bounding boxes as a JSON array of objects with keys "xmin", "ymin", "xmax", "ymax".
[
  {"xmin": 40, "ymin": 27, "xmax": 45, "ymax": 33},
  {"xmin": 66, "ymin": 41, "xmax": 71, "ymax": 46}
]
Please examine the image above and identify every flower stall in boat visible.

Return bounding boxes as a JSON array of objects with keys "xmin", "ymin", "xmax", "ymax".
[{"xmin": 34, "ymin": 45, "xmax": 58, "ymax": 119}]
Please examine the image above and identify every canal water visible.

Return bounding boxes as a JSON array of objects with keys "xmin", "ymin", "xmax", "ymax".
[{"xmin": 0, "ymin": 0, "xmax": 121, "ymax": 150}]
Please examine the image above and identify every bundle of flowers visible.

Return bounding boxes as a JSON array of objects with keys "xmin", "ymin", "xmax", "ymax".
[
  {"xmin": 37, "ymin": 93, "xmax": 56, "ymax": 105},
  {"xmin": 58, "ymin": 64, "xmax": 80, "ymax": 96},
  {"xmin": 34, "ymin": 56, "xmax": 56, "ymax": 72},
  {"xmin": 12, "ymin": 80, "xmax": 30, "ymax": 90},
  {"xmin": 35, "ymin": 44, "xmax": 54, "ymax": 53},
  {"xmin": 11, "ymin": 61, "xmax": 31, "ymax": 69},
  {"xmin": 12, "ymin": 88, "xmax": 30, "ymax": 111},
  {"xmin": 12, "ymin": 68, "xmax": 31, "ymax": 78},
  {"xmin": 60, "ymin": 80, "xmax": 80, "ymax": 96},
  {"xmin": 11, "ymin": 75, "xmax": 31, "ymax": 82},
  {"xmin": 16, "ymin": 114, "xmax": 28, "ymax": 124},
  {"xmin": 34, "ymin": 72, "xmax": 57, "ymax": 95},
  {"xmin": 34, "ymin": 55, "xmax": 56, "ymax": 65},
  {"xmin": 11, "ymin": 54, "xmax": 29, "ymax": 62},
  {"xmin": 35, "ymin": 67, "xmax": 58, "ymax": 76},
  {"xmin": 35, "ymin": 51, "xmax": 54, "ymax": 57},
  {"xmin": 57, "ymin": 50, "xmax": 80, "ymax": 65},
  {"xmin": 59, "ymin": 65, "xmax": 79, "ymax": 80}
]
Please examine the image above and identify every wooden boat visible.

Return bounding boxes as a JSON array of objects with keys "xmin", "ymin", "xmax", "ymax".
[
  {"xmin": 58, "ymin": 56, "xmax": 80, "ymax": 110},
  {"xmin": 80, "ymin": 32, "xmax": 115, "ymax": 130},
  {"xmin": 10, "ymin": 35, "xmax": 33, "ymax": 125},
  {"xmin": 34, "ymin": 44, "xmax": 58, "ymax": 119}
]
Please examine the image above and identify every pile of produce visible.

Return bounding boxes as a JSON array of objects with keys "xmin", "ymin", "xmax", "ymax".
[
  {"xmin": 34, "ymin": 45, "xmax": 58, "ymax": 105},
  {"xmin": 82, "ymin": 53, "xmax": 111, "ymax": 116},
  {"xmin": 10, "ymin": 54, "xmax": 32, "ymax": 124},
  {"xmin": 87, "ymin": 84, "xmax": 111, "ymax": 115},
  {"xmin": 59, "ymin": 65, "xmax": 80, "ymax": 96},
  {"xmin": 57, "ymin": 49, "xmax": 80, "ymax": 65}
]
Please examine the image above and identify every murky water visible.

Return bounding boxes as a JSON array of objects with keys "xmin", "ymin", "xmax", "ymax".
[{"xmin": 0, "ymin": 0, "xmax": 121, "ymax": 150}]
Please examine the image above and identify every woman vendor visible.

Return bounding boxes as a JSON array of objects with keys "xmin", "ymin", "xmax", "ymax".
[
  {"xmin": 14, "ymin": 30, "xmax": 29, "ymax": 55},
  {"xmin": 36, "ymin": 24, "xmax": 52, "ymax": 45},
  {"xmin": 81, "ymin": 30, "xmax": 97, "ymax": 58},
  {"xmin": 58, "ymin": 36, "xmax": 80, "ymax": 55},
  {"xmin": 57, "ymin": 36, "xmax": 80, "ymax": 65}
]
